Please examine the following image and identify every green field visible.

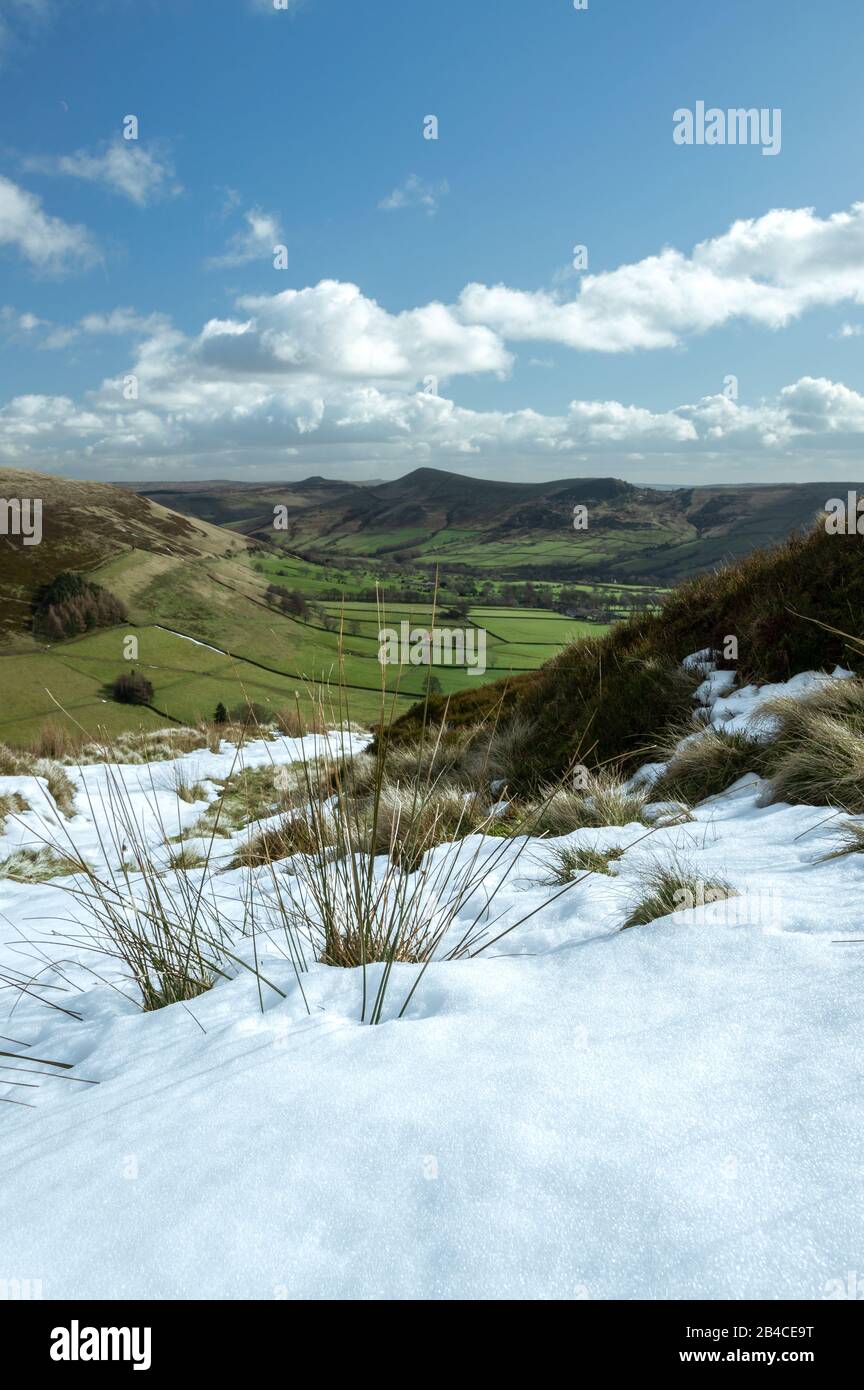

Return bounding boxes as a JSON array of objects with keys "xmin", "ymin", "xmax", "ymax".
[{"xmin": 0, "ymin": 546, "xmax": 613, "ymax": 745}]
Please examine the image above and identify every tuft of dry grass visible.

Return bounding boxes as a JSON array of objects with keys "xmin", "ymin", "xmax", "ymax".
[
  {"xmin": 188, "ymin": 762, "xmax": 313, "ymax": 839},
  {"xmin": 164, "ymin": 846, "xmax": 210, "ymax": 871},
  {"xmin": 652, "ymin": 726, "xmax": 768, "ymax": 804},
  {"xmin": 232, "ymin": 806, "xmax": 338, "ymax": 867},
  {"xmin": 173, "ymin": 770, "xmax": 207, "ymax": 805},
  {"xmin": 0, "ymin": 846, "xmax": 90, "ymax": 882},
  {"xmin": 623, "ymin": 860, "xmax": 737, "ymax": 929},
  {"xmin": 820, "ymin": 819, "xmax": 864, "ymax": 861},
  {"xmin": 547, "ymin": 843, "xmax": 625, "ymax": 883},
  {"xmin": 756, "ymin": 678, "xmax": 864, "ymax": 812},
  {"xmin": 513, "ymin": 772, "xmax": 650, "ymax": 837},
  {"xmin": 0, "ymin": 791, "xmax": 29, "ymax": 832},
  {"xmin": 0, "ymin": 744, "xmax": 77, "ymax": 818}
]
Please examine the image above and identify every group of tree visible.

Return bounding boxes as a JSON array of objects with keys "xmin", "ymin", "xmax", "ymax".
[
  {"xmin": 111, "ymin": 670, "xmax": 154, "ymax": 706},
  {"xmin": 33, "ymin": 572, "xmax": 128, "ymax": 641},
  {"xmin": 265, "ymin": 584, "xmax": 309, "ymax": 618}
]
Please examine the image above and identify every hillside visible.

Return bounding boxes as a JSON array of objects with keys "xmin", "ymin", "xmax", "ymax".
[
  {"xmin": 389, "ymin": 522, "xmax": 864, "ymax": 788},
  {"xmin": 0, "ymin": 469, "xmax": 605, "ymax": 744},
  {"xmin": 0, "ymin": 468, "xmax": 249, "ymax": 650},
  {"xmin": 133, "ymin": 468, "xmax": 849, "ymax": 582}
]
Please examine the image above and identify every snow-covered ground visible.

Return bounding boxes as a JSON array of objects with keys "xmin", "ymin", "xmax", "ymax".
[{"xmin": 0, "ymin": 681, "xmax": 862, "ymax": 1300}]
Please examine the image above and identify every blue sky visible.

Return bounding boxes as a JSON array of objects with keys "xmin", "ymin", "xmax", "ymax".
[{"xmin": 1, "ymin": 0, "xmax": 863, "ymax": 483}]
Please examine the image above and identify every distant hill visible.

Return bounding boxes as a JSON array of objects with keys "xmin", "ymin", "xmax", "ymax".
[
  {"xmin": 131, "ymin": 467, "xmax": 853, "ymax": 582},
  {"xmin": 0, "ymin": 468, "xmax": 249, "ymax": 649}
]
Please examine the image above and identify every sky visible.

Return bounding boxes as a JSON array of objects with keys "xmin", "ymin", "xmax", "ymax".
[{"xmin": 1, "ymin": 0, "xmax": 864, "ymax": 486}]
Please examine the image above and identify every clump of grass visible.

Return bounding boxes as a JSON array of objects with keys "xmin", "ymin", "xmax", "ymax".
[
  {"xmin": 820, "ymin": 819, "xmax": 864, "ymax": 861},
  {"xmin": 0, "ymin": 791, "xmax": 29, "ymax": 832},
  {"xmin": 547, "ymin": 843, "xmax": 625, "ymax": 883},
  {"xmin": 38, "ymin": 763, "xmax": 77, "ymax": 818},
  {"xmin": 623, "ymin": 860, "xmax": 737, "ymax": 929},
  {"xmin": 173, "ymin": 770, "xmax": 207, "ymax": 805},
  {"xmin": 165, "ymin": 846, "xmax": 210, "ymax": 871},
  {"xmin": 244, "ymin": 693, "xmax": 605, "ymax": 1019},
  {"xmin": 232, "ymin": 806, "xmax": 338, "ymax": 867},
  {"xmin": 756, "ymin": 678, "xmax": 864, "ymax": 812},
  {"xmin": 189, "ymin": 762, "xmax": 311, "ymax": 838},
  {"xmin": 354, "ymin": 723, "xmax": 493, "ymax": 797},
  {"xmin": 514, "ymin": 772, "xmax": 650, "ymax": 836},
  {"xmin": 0, "ymin": 744, "xmax": 77, "ymax": 818},
  {"xmin": 482, "ymin": 715, "xmax": 539, "ymax": 787},
  {"xmin": 0, "ymin": 847, "xmax": 89, "ymax": 882},
  {"xmin": 652, "ymin": 726, "xmax": 768, "ymax": 804},
  {"xmin": 25, "ymin": 721, "xmax": 88, "ymax": 761},
  {"xmin": 363, "ymin": 781, "xmax": 494, "ymax": 870},
  {"xmin": 275, "ymin": 706, "xmax": 328, "ymax": 737},
  {"xmin": 20, "ymin": 752, "xmax": 291, "ymax": 1013}
]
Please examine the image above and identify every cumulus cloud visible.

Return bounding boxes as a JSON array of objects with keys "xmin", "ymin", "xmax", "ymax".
[
  {"xmin": 458, "ymin": 201, "xmax": 864, "ymax": 351},
  {"xmin": 23, "ymin": 139, "xmax": 180, "ymax": 206},
  {"xmin": 207, "ymin": 207, "xmax": 284, "ymax": 268},
  {"xmin": 378, "ymin": 175, "xmax": 449, "ymax": 216},
  {"xmin": 207, "ymin": 280, "xmax": 512, "ymax": 382},
  {"xmin": 6, "ymin": 191, "xmax": 864, "ymax": 477},
  {"xmin": 2, "ymin": 317, "xmax": 864, "ymax": 477},
  {"xmin": 0, "ymin": 174, "xmax": 97, "ymax": 272}
]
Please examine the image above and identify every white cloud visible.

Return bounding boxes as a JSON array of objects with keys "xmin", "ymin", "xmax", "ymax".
[
  {"xmin": 24, "ymin": 139, "xmax": 180, "ymax": 206},
  {"xmin": 379, "ymin": 175, "xmax": 449, "ymax": 217},
  {"xmin": 5, "ymin": 186, "xmax": 864, "ymax": 478},
  {"xmin": 207, "ymin": 207, "xmax": 284, "ymax": 269},
  {"xmin": 458, "ymin": 201, "xmax": 864, "ymax": 352},
  {"xmin": 1, "ymin": 305, "xmax": 170, "ymax": 350},
  {"xmin": 0, "ymin": 174, "xmax": 97, "ymax": 272},
  {"xmin": 3, "ymin": 322, "xmax": 864, "ymax": 477},
  {"xmin": 212, "ymin": 280, "xmax": 512, "ymax": 381}
]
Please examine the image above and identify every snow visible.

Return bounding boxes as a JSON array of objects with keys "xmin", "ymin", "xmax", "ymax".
[
  {"xmin": 153, "ymin": 625, "xmax": 226, "ymax": 655},
  {"xmin": 0, "ymin": 676, "xmax": 862, "ymax": 1300},
  {"xmin": 691, "ymin": 654, "xmax": 854, "ymax": 736}
]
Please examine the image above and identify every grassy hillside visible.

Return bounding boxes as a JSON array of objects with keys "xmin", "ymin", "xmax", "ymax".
[
  {"xmin": 388, "ymin": 525, "xmax": 864, "ymax": 789},
  {"xmin": 0, "ymin": 469, "xmax": 611, "ymax": 744},
  {"xmin": 0, "ymin": 467, "xmax": 248, "ymax": 650}
]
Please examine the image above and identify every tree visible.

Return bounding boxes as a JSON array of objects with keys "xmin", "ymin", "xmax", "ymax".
[
  {"xmin": 33, "ymin": 571, "xmax": 127, "ymax": 640},
  {"xmin": 422, "ymin": 673, "xmax": 443, "ymax": 696},
  {"xmin": 213, "ymin": 702, "xmax": 228, "ymax": 725},
  {"xmin": 111, "ymin": 670, "xmax": 154, "ymax": 706}
]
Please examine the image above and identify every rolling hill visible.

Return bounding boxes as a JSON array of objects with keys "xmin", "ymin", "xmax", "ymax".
[
  {"xmin": 0, "ymin": 468, "xmax": 606, "ymax": 743},
  {"xmin": 132, "ymin": 468, "xmax": 854, "ymax": 582}
]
